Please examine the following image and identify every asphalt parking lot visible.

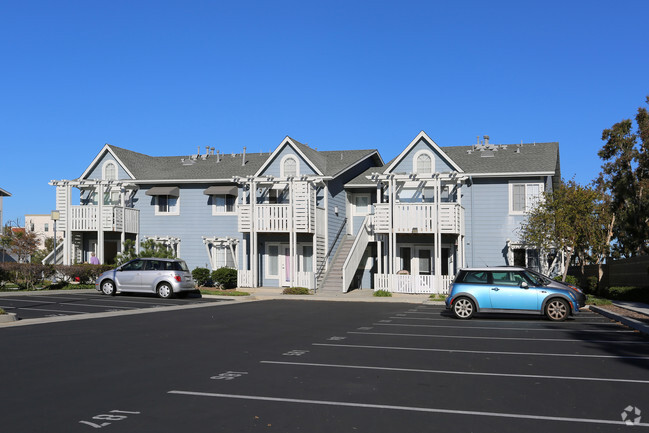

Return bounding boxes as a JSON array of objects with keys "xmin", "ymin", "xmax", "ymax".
[
  {"xmin": 0, "ymin": 290, "xmax": 225, "ymax": 320},
  {"xmin": 2, "ymin": 301, "xmax": 649, "ymax": 432}
]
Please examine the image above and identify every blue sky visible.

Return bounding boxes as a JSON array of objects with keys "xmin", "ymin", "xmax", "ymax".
[{"xmin": 1, "ymin": 0, "xmax": 648, "ymax": 225}]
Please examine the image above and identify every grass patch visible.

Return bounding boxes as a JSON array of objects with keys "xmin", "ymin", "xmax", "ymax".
[
  {"xmin": 199, "ymin": 288, "xmax": 250, "ymax": 296},
  {"xmin": 429, "ymin": 294, "xmax": 448, "ymax": 301},
  {"xmin": 0, "ymin": 283, "xmax": 96, "ymax": 292},
  {"xmin": 0, "ymin": 308, "xmax": 5, "ymax": 315},
  {"xmin": 586, "ymin": 295, "xmax": 612, "ymax": 306},
  {"xmin": 373, "ymin": 289, "xmax": 392, "ymax": 297},
  {"xmin": 282, "ymin": 287, "xmax": 312, "ymax": 295}
]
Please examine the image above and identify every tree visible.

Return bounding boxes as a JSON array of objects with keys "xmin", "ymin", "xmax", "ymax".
[
  {"xmin": 518, "ymin": 179, "xmax": 600, "ymax": 281},
  {"xmin": 114, "ymin": 239, "xmax": 176, "ymax": 265},
  {"xmin": 597, "ymin": 95, "xmax": 649, "ymax": 256},
  {"xmin": 1, "ymin": 223, "xmax": 41, "ymax": 263},
  {"xmin": 31, "ymin": 236, "xmax": 58, "ymax": 264}
]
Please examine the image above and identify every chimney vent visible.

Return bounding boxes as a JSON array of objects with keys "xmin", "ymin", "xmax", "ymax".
[
  {"xmin": 483, "ymin": 135, "xmax": 490, "ymax": 146},
  {"xmin": 242, "ymin": 147, "xmax": 247, "ymax": 166}
]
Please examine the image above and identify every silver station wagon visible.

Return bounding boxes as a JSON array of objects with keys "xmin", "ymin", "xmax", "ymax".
[{"xmin": 96, "ymin": 258, "xmax": 195, "ymax": 299}]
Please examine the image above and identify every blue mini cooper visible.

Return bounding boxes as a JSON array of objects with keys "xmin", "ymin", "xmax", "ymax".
[{"xmin": 445, "ymin": 267, "xmax": 580, "ymax": 321}]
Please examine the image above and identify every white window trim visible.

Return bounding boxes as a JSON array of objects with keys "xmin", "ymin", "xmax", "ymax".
[
  {"xmin": 280, "ymin": 154, "xmax": 300, "ymax": 178},
  {"xmin": 353, "ymin": 194, "xmax": 371, "ymax": 216},
  {"xmin": 509, "ymin": 181, "xmax": 544, "ymax": 215},
  {"xmin": 154, "ymin": 195, "xmax": 180, "ymax": 216},
  {"xmin": 211, "ymin": 194, "xmax": 237, "ymax": 215},
  {"xmin": 413, "ymin": 149, "xmax": 435, "ymax": 174},
  {"xmin": 264, "ymin": 243, "xmax": 282, "ymax": 279},
  {"xmin": 102, "ymin": 161, "xmax": 118, "ymax": 180}
]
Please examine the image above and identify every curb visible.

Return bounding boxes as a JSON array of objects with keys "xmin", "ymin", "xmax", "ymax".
[
  {"xmin": 0, "ymin": 313, "xmax": 17, "ymax": 323},
  {"xmin": 589, "ymin": 305, "xmax": 649, "ymax": 336}
]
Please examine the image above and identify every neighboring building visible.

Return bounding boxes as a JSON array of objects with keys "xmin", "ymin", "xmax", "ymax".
[
  {"xmin": 0, "ymin": 187, "xmax": 10, "ymax": 230},
  {"xmin": 49, "ymin": 132, "xmax": 560, "ymax": 293},
  {"xmin": 25, "ymin": 214, "xmax": 64, "ymax": 250}
]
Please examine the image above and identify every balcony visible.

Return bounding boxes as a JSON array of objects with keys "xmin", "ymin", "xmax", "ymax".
[
  {"xmin": 373, "ymin": 203, "xmax": 463, "ymax": 234},
  {"xmin": 238, "ymin": 204, "xmax": 322, "ymax": 233},
  {"xmin": 68, "ymin": 206, "xmax": 139, "ymax": 233}
]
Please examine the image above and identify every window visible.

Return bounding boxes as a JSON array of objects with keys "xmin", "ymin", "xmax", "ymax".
[
  {"xmin": 354, "ymin": 195, "xmax": 370, "ymax": 216},
  {"xmin": 281, "ymin": 156, "xmax": 298, "ymax": 178},
  {"xmin": 156, "ymin": 195, "xmax": 179, "ymax": 215},
  {"xmin": 212, "ymin": 195, "xmax": 236, "ymax": 214},
  {"xmin": 266, "ymin": 245, "xmax": 279, "ymax": 278},
  {"xmin": 491, "ymin": 271, "xmax": 525, "ymax": 286},
  {"xmin": 44, "ymin": 223, "xmax": 49, "ymax": 232},
  {"xmin": 510, "ymin": 182, "xmax": 543, "ymax": 214},
  {"xmin": 104, "ymin": 189, "xmax": 121, "ymax": 206},
  {"xmin": 301, "ymin": 245, "xmax": 313, "ymax": 272},
  {"xmin": 121, "ymin": 259, "xmax": 145, "ymax": 271},
  {"xmin": 212, "ymin": 245, "xmax": 236, "ymax": 269},
  {"xmin": 103, "ymin": 162, "xmax": 117, "ymax": 180},
  {"xmin": 459, "ymin": 270, "xmax": 489, "ymax": 284},
  {"xmin": 414, "ymin": 150, "xmax": 434, "ymax": 174}
]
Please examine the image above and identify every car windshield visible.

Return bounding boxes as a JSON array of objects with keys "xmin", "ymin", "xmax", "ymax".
[{"xmin": 524, "ymin": 270, "xmax": 550, "ymax": 286}]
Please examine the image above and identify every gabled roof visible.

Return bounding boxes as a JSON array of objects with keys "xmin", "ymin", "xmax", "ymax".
[
  {"xmin": 254, "ymin": 137, "xmax": 325, "ymax": 177},
  {"xmin": 80, "ymin": 144, "xmax": 137, "ymax": 180},
  {"xmin": 0, "ymin": 187, "xmax": 11, "ymax": 197},
  {"xmin": 384, "ymin": 131, "xmax": 463, "ymax": 174}
]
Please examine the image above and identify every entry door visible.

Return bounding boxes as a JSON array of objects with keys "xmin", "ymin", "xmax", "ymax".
[
  {"xmin": 280, "ymin": 245, "xmax": 291, "ymax": 286},
  {"xmin": 415, "ymin": 247, "xmax": 432, "ymax": 275}
]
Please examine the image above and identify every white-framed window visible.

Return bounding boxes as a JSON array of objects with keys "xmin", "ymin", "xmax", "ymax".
[
  {"xmin": 281, "ymin": 155, "xmax": 299, "ymax": 178},
  {"xmin": 103, "ymin": 189, "xmax": 121, "ymax": 206},
  {"xmin": 44, "ymin": 223, "xmax": 49, "ymax": 232},
  {"xmin": 211, "ymin": 245, "xmax": 236, "ymax": 269},
  {"xmin": 103, "ymin": 161, "xmax": 117, "ymax": 180},
  {"xmin": 212, "ymin": 194, "xmax": 236, "ymax": 215},
  {"xmin": 509, "ymin": 182, "xmax": 543, "ymax": 214},
  {"xmin": 155, "ymin": 195, "xmax": 179, "ymax": 215},
  {"xmin": 300, "ymin": 245, "xmax": 313, "ymax": 272},
  {"xmin": 353, "ymin": 194, "xmax": 370, "ymax": 216},
  {"xmin": 265, "ymin": 244, "xmax": 280, "ymax": 279},
  {"xmin": 413, "ymin": 150, "xmax": 434, "ymax": 174}
]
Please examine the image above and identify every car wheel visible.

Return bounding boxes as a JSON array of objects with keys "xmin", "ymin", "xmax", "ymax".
[
  {"xmin": 157, "ymin": 282, "xmax": 173, "ymax": 299},
  {"xmin": 545, "ymin": 298, "xmax": 569, "ymax": 321},
  {"xmin": 101, "ymin": 280, "xmax": 116, "ymax": 296},
  {"xmin": 452, "ymin": 297, "xmax": 475, "ymax": 319}
]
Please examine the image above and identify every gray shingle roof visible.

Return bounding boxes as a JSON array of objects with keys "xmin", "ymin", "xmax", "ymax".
[
  {"xmin": 0, "ymin": 187, "xmax": 11, "ymax": 197},
  {"xmin": 345, "ymin": 142, "xmax": 560, "ymax": 186},
  {"xmin": 103, "ymin": 143, "xmax": 380, "ymax": 182}
]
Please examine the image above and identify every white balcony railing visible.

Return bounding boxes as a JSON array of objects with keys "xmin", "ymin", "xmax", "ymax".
[
  {"xmin": 373, "ymin": 203, "xmax": 463, "ymax": 234},
  {"xmin": 373, "ymin": 274, "xmax": 453, "ymax": 294},
  {"xmin": 69, "ymin": 206, "xmax": 139, "ymax": 233},
  {"xmin": 238, "ymin": 204, "xmax": 317, "ymax": 233}
]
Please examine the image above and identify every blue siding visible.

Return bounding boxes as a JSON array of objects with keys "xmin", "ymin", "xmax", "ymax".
[
  {"xmin": 391, "ymin": 139, "xmax": 454, "ymax": 174},
  {"xmin": 463, "ymin": 177, "xmax": 544, "ymax": 267},
  {"xmin": 135, "ymin": 183, "xmax": 242, "ymax": 270},
  {"xmin": 260, "ymin": 145, "xmax": 318, "ymax": 177},
  {"xmin": 85, "ymin": 152, "xmax": 130, "ymax": 180}
]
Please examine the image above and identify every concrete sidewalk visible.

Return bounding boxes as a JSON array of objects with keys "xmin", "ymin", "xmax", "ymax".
[{"xmin": 226, "ymin": 286, "xmax": 434, "ymax": 304}]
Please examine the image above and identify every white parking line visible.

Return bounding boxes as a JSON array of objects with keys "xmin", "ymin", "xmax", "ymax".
[
  {"xmin": 260, "ymin": 360, "xmax": 649, "ymax": 384},
  {"xmin": 167, "ymin": 390, "xmax": 647, "ymax": 427},
  {"xmin": 389, "ymin": 316, "xmax": 620, "ymax": 325},
  {"xmin": 349, "ymin": 331, "xmax": 647, "ymax": 344},
  {"xmin": 373, "ymin": 323, "xmax": 634, "ymax": 333},
  {"xmin": 17, "ymin": 307, "xmax": 86, "ymax": 314},
  {"xmin": 313, "ymin": 343, "xmax": 649, "ymax": 360},
  {"xmin": 60, "ymin": 303, "xmax": 136, "ymax": 310}
]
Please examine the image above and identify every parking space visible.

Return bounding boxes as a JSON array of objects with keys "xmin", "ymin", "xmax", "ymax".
[
  {"xmin": 0, "ymin": 291, "xmax": 225, "ymax": 320},
  {"xmin": 163, "ymin": 304, "xmax": 649, "ymax": 432},
  {"xmin": 3, "ymin": 301, "xmax": 649, "ymax": 432}
]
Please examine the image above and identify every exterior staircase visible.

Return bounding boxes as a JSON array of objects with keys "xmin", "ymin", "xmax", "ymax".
[{"xmin": 317, "ymin": 235, "xmax": 354, "ymax": 293}]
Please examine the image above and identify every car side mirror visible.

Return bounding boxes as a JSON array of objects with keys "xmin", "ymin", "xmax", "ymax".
[{"xmin": 520, "ymin": 281, "xmax": 529, "ymax": 289}]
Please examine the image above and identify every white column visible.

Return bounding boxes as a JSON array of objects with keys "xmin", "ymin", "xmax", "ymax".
[
  {"xmin": 434, "ymin": 176, "xmax": 441, "ymax": 290},
  {"xmin": 251, "ymin": 181, "xmax": 258, "ymax": 287},
  {"xmin": 97, "ymin": 184, "xmax": 105, "ymax": 265}
]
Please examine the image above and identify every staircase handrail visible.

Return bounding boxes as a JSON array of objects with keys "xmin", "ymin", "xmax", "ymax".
[
  {"xmin": 315, "ymin": 217, "xmax": 347, "ymax": 288},
  {"xmin": 342, "ymin": 216, "xmax": 371, "ymax": 292}
]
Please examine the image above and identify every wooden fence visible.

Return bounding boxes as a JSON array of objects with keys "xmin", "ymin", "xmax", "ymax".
[{"xmin": 569, "ymin": 256, "xmax": 649, "ymax": 288}]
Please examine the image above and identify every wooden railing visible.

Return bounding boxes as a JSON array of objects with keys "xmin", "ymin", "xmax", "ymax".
[
  {"xmin": 373, "ymin": 203, "xmax": 463, "ymax": 234},
  {"xmin": 295, "ymin": 271, "xmax": 314, "ymax": 290},
  {"xmin": 373, "ymin": 274, "xmax": 453, "ymax": 294},
  {"xmin": 237, "ymin": 270, "xmax": 254, "ymax": 288},
  {"xmin": 238, "ymin": 204, "xmax": 318, "ymax": 233},
  {"xmin": 68, "ymin": 206, "xmax": 139, "ymax": 233},
  {"xmin": 342, "ymin": 216, "xmax": 371, "ymax": 292}
]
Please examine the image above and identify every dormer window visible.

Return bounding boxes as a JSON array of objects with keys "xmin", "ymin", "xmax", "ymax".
[
  {"xmin": 281, "ymin": 155, "xmax": 298, "ymax": 178},
  {"xmin": 103, "ymin": 161, "xmax": 117, "ymax": 180},
  {"xmin": 414, "ymin": 151, "xmax": 433, "ymax": 174}
]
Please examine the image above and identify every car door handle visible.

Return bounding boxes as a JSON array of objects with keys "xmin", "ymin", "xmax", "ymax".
[{"xmin": 491, "ymin": 288, "xmax": 499, "ymax": 291}]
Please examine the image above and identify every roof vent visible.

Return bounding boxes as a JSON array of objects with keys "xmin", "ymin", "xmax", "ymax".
[{"xmin": 481, "ymin": 150, "xmax": 495, "ymax": 158}]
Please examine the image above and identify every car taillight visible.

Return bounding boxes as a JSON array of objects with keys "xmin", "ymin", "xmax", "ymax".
[{"xmin": 174, "ymin": 275, "xmax": 182, "ymax": 282}]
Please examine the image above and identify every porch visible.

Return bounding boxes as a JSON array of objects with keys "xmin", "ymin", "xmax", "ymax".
[
  {"xmin": 237, "ymin": 269, "xmax": 315, "ymax": 290},
  {"xmin": 238, "ymin": 204, "xmax": 324, "ymax": 233},
  {"xmin": 68, "ymin": 205, "xmax": 139, "ymax": 233},
  {"xmin": 373, "ymin": 203, "xmax": 463, "ymax": 234},
  {"xmin": 374, "ymin": 273, "xmax": 453, "ymax": 294}
]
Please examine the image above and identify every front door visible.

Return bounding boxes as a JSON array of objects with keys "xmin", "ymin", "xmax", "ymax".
[{"xmin": 280, "ymin": 246, "xmax": 291, "ymax": 286}]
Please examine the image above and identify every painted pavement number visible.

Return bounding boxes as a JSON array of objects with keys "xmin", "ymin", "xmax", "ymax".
[
  {"xmin": 283, "ymin": 349, "xmax": 309, "ymax": 356},
  {"xmin": 211, "ymin": 371, "xmax": 248, "ymax": 381},
  {"xmin": 79, "ymin": 410, "xmax": 140, "ymax": 428}
]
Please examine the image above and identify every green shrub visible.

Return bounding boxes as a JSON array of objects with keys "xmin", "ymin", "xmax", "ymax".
[
  {"xmin": 0, "ymin": 307, "xmax": 5, "ymax": 315},
  {"xmin": 282, "ymin": 286, "xmax": 311, "ymax": 295},
  {"xmin": 192, "ymin": 267, "xmax": 212, "ymax": 287},
  {"xmin": 55, "ymin": 264, "xmax": 113, "ymax": 284},
  {"xmin": 554, "ymin": 274, "xmax": 578, "ymax": 286},
  {"xmin": 0, "ymin": 263, "xmax": 56, "ymax": 289},
  {"xmin": 586, "ymin": 276, "xmax": 598, "ymax": 294},
  {"xmin": 374, "ymin": 289, "xmax": 392, "ymax": 297},
  {"xmin": 604, "ymin": 286, "xmax": 649, "ymax": 303},
  {"xmin": 211, "ymin": 267, "xmax": 237, "ymax": 289}
]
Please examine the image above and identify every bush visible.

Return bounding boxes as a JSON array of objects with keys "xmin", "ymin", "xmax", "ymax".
[
  {"xmin": 192, "ymin": 267, "xmax": 212, "ymax": 287},
  {"xmin": 374, "ymin": 289, "xmax": 392, "ymax": 297},
  {"xmin": 282, "ymin": 286, "xmax": 311, "ymax": 295},
  {"xmin": 55, "ymin": 264, "xmax": 113, "ymax": 284},
  {"xmin": 554, "ymin": 274, "xmax": 578, "ymax": 286},
  {"xmin": 604, "ymin": 286, "xmax": 649, "ymax": 303},
  {"xmin": 211, "ymin": 267, "xmax": 237, "ymax": 289},
  {"xmin": 586, "ymin": 276, "xmax": 598, "ymax": 294},
  {"xmin": 0, "ymin": 263, "xmax": 55, "ymax": 289}
]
